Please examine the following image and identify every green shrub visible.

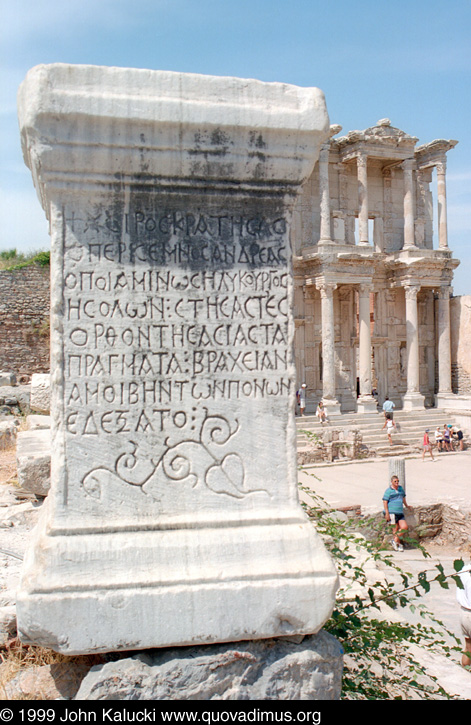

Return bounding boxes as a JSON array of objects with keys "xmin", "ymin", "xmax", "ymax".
[
  {"xmin": 300, "ymin": 480, "xmax": 467, "ymax": 699},
  {"xmin": 0, "ymin": 248, "xmax": 50, "ymax": 270}
]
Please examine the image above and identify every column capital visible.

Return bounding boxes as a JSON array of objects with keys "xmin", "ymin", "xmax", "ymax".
[
  {"xmin": 401, "ymin": 157, "xmax": 415, "ymax": 171},
  {"xmin": 404, "ymin": 284, "xmax": 420, "ymax": 301},
  {"xmin": 436, "ymin": 159, "xmax": 447, "ymax": 175},
  {"xmin": 356, "ymin": 151, "xmax": 368, "ymax": 168},
  {"xmin": 316, "ymin": 280, "xmax": 337, "ymax": 298},
  {"xmin": 436, "ymin": 285, "xmax": 452, "ymax": 300},
  {"xmin": 358, "ymin": 283, "xmax": 374, "ymax": 296}
]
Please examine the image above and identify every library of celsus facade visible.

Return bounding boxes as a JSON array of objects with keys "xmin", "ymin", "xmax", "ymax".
[{"xmin": 292, "ymin": 118, "xmax": 459, "ymax": 414}]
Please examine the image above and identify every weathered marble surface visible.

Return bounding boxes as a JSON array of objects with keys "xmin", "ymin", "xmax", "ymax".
[
  {"xmin": 75, "ymin": 632, "xmax": 343, "ymax": 700},
  {"xmin": 17, "ymin": 64, "xmax": 338, "ymax": 654}
]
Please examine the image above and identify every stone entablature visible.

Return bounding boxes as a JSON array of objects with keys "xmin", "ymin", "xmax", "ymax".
[{"xmin": 292, "ymin": 119, "xmax": 460, "ymax": 413}]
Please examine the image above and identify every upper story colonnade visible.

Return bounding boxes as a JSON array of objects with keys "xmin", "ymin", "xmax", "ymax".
[{"xmin": 292, "ymin": 119, "xmax": 459, "ymax": 414}]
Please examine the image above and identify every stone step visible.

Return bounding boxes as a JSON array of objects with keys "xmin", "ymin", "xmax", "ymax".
[
  {"xmin": 297, "ymin": 421, "xmax": 453, "ymax": 438},
  {"xmin": 296, "ymin": 413, "xmax": 455, "ymax": 428},
  {"xmin": 296, "ymin": 410, "xmax": 468, "ymax": 460},
  {"xmin": 297, "ymin": 421, "xmax": 456, "ymax": 439},
  {"xmin": 296, "ymin": 411, "xmax": 454, "ymax": 427},
  {"xmin": 297, "ymin": 425, "xmax": 455, "ymax": 442}
]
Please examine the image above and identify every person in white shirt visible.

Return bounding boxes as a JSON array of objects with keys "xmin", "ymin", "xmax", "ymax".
[
  {"xmin": 456, "ymin": 565, "xmax": 471, "ymax": 669},
  {"xmin": 434, "ymin": 426, "xmax": 444, "ymax": 452},
  {"xmin": 316, "ymin": 401, "xmax": 328, "ymax": 424},
  {"xmin": 297, "ymin": 384, "xmax": 307, "ymax": 416}
]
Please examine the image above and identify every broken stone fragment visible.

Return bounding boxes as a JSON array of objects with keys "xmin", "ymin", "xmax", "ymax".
[
  {"xmin": 26, "ymin": 415, "xmax": 51, "ymax": 430},
  {"xmin": 30, "ymin": 373, "xmax": 50, "ymax": 414},
  {"xmin": 16, "ymin": 429, "xmax": 51, "ymax": 497},
  {"xmin": 0, "ymin": 372, "xmax": 17, "ymax": 387}
]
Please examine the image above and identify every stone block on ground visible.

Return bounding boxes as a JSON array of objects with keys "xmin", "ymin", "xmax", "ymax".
[
  {"xmin": 0, "ymin": 500, "xmax": 43, "ymax": 528},
  {"xmin": 30, "ymin": 373, "xmax": 50, "ymax": 414},
  {"xmin": 0, "ymin": 373, "xmax": 16, "ymax": 387},
  {"xmin": 0, "ymin": 385, "xmax": 31, "ymax": 414},
  {"xmin": 26, "ymin": 415, "xmax": 51, "ymax": 430},
  {"xmin": 75, "ymin": 631, "xmax": 343, "ymax": 700},
  {"xmin": 16, "ymin": 429, "xmax": 51, "ymax": 496}
]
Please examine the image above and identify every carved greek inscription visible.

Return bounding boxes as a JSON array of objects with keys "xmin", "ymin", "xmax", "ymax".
[{"xmin": 61, "ymin": 204, "xmax": 291, "ymax": 501}]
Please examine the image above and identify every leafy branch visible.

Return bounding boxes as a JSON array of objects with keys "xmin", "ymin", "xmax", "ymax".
[{"xmin": 299, "ymin": 478, "xmax": 468, "ymax": 699}]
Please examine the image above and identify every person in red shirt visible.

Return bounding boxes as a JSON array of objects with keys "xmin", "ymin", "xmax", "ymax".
[{"xmin": 422, "ymin": 429, "xmax": 435, "ymax": 462}]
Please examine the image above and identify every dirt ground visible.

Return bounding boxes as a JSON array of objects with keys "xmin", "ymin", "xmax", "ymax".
[{"xmin": 0, "ymin": 448, "xmax": 17, "ymax": 487}]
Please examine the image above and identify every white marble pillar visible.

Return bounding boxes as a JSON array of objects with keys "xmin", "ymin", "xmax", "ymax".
[
  {"xmin": 318, "ymin": 142, "xmax": 333, "ymax": 246},
  {"xmin": 403, "ymin": 284, "xmax": 425, "ymax": 410},
  {"xmin": 16, "ymin": 64, "xmax": 339, "ymax": 655},
  {"xmin": 402, "ymin": 159, "xmax": 417, "ymax": 249},
  {"xmin": 357, "ymin": 152, "xmax": 370, "ymax": 245},
  {"xmin": 435, "ymin": 286, "xmax": 452, "ymax": 406},
  {"xmin": 357, "ymin": 284, "xmax": 377, "ymax": 414},
  {"xmin": 436, "ymin": 160, "xmax": 449, "ymax": 249},
  {"xmin": 317, "ymin": 281, "xmax": 341, "ymax": 414}
]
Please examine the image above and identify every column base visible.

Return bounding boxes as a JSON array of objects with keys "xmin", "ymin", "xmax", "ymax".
[
  {"xmin": 402, "ymin": 392, "xmax": 425, "ymax": 411},
  {"xmin": 435, "ymin": 392, "xmax": 453, "ymax": 409},
  {"xmin": 356, "ymin": 395, "xmax": 378, "ymax": 414},
  {"xmin": 322, "ymin": 399, "xmax": 341, "ymax": 416},
  {"xmin": 17, "ymin": 502, "xmax": 339, "ymax": 655}
]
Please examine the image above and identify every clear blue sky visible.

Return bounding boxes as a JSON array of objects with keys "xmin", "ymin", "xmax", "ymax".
[{"xmin": 1, "ymin": 0, "xmax": 470, "ymax": 294}]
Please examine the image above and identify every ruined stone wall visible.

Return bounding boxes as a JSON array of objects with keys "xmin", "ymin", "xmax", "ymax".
[
  {"xmin": 0, "ymin": 265, "xmax": 50, "ymax": 375},
  {"xmin": 451, "ymin": 295, "xmax": 471, "ymax": 394}
]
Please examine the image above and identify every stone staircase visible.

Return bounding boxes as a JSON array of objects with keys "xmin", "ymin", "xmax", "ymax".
[{"xmin": 296, "ymin": 409, "xmax": 464, "ymax": 459}]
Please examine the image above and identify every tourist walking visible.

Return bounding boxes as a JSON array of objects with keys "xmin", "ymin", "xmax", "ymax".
[
  {"xmin": 382, "ymin": 396, "xmax": 395, "ymax": 420},
  {"xmin": 454, "ymin": 426, "xmax": 465, "ymax": 451},
  {"xmin": 382, "ymin": 474, "xmax": 412, "ymax": 552},
  {"xmin": 382, "ymin": 413, "xmax": 396, "ymax": 446},
  {"xmin": 456, "ymin": 565, "xmax": 471, "ymax": 670},
  {"xmin": 422, "ymin": 429, "xmax": 435, "ymax": 461},
  {"xmin": 296, "ymin": 384, "xmax": 307, "ymax": 416},
  {"xmin": 316, "ymin": 401, "xmax": 328, "ymax": 424}
]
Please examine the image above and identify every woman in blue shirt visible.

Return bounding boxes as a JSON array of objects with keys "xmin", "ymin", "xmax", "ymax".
[{"xmin": 382, "ymin": 475, "xmax": 411, "ymax": 551}]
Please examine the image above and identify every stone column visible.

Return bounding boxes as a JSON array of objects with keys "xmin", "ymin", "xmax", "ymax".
[
  {"xmin": 16, "ymin": 64, "xmax": 339, "ymax": 655},
  {"xmin": 436, "ymin": 160, "xmax": 449, "ymax": 249},
  {"xmin": 357, "ymin": 284, "xmax": 377, "ymax": 414},
  {"xmin": 389, "ymin": 458, "xmax": 406, "ymax": 493},
  {"xmin": 403, "ymin": 284, "xmax": 425, "ymax": 410},
  {"xmin": 316, "ymin": 281, "xmax": 341, "ymax": 415},
  {"xmin": 402, "ymin": 159, "xmax": 417, "ymax": 249},
  {"xmin": 318, "ymin": 142, "xmax": 333, "ymax": 246},
  {"xmin": 435, "ymin": 286, "xmax": 452, "ymax": 407},
  {"xmin": 357, "ymin": 152, "xmax": 370, "ymax": 245}
]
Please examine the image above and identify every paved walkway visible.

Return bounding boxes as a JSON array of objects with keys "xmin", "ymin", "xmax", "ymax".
[
  {"xmin": 299, "ymin": 449, "xmax": 471, "ymax": 515},
  {"xmin": 299, "ymin": 450, "xmax": 471, "ymax": 699}
]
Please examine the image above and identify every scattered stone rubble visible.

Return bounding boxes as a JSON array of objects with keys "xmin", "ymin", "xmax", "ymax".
[{"xmin": 298, "ymin": 426, "xmax": 364, "ymax": 464}]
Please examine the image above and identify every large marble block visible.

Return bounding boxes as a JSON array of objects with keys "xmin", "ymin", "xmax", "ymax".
[{"xmin": 16, "ymin": 64, "xmax": 338, "ymax": 654}]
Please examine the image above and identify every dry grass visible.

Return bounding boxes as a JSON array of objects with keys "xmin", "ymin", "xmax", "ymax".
[
  {"xmin": 0, "ymin": 638, "xmax": 106, "ymax": 699},
  {"xmin": 0, "ymin": 448, "xmax": 18, "ymax": 487},
  {"xmin": 0, "ymin": 417, "xmax": 29, "ymax": 486}
]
